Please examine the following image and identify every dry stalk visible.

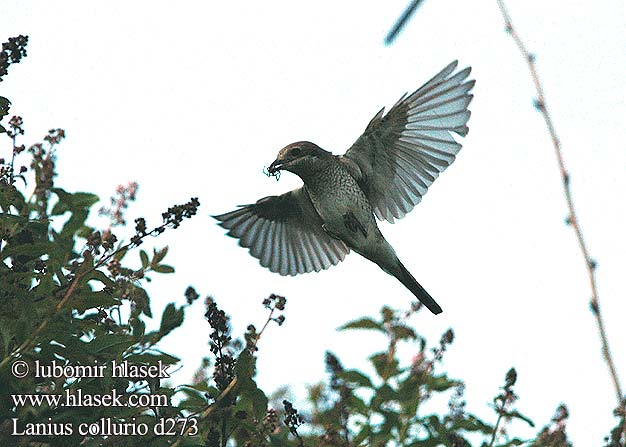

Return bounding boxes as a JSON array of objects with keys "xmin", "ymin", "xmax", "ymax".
[{"xmin": 495, "ymin": 0, "xmax": 623, "ymax": 408}]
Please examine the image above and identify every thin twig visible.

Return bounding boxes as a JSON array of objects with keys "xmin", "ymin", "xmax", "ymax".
[
  {"xmin": 495, "ymin": 0, "xmax": 623, "ymax": 408},
  {"xmin": 384, "ymin": 0, "xmax": 425, "ymax": 45},
  {"xmin": 170, "ymin": 299, "xmax": 283, "ymax": 445},
  {"xmin": 9, "ymin": 133, "xmax": 17, "ymax": 184},
  {"xmin": 488, "ymin": 411, "xmax": 503, "ymax": 447},
  {"xmin": 170, "ymin": 377, "xmax": 238, "ymax": 447},
  {"xmin": 253, "ymin": 305, "xmax": 277, "ymax": 348}
]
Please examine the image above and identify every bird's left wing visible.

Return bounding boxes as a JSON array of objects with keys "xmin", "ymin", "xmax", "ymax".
[
  {"xmin": 213, "ymin": 187, "xmax": 350, "ymax": 276},
  {"xmin": 341, "ymin": 60, "xmax": 474, "ymax": 222}
]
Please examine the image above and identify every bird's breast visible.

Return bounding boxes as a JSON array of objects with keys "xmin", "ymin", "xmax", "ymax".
[{"xmin": 304, "ymin": 163, "xmax": 376, "ymax": 246}]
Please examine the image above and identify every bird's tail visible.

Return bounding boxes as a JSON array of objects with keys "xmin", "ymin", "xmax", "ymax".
[{"xmin": 393, "ymin": 260, "xmax": 443, "ymax": 315}]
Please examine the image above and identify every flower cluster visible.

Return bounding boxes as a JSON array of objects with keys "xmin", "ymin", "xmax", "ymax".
[
  {"xmin": 204, "ymin": 297, "xmax": 235, "ymax": 392},
  {"xmin": 0, "ymin": 35, "xmax": 28, "ymax": 82}
]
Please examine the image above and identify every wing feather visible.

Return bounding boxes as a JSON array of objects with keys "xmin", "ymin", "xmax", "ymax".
[
  {"xmin": 342, "ymin": 61, "xmax": 474, "ymax": 223},
  {"xmin": 214, "ymin": 187, "xmax": 349, "ymax": 276}
]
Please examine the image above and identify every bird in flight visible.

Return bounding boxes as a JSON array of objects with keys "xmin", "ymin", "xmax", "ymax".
[{"xmin": 214, "ymin": 61, "xmax": 474, "ymax": 314}]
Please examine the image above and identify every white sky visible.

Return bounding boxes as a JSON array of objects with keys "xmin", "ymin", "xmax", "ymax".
[{"xmin": 2, "ymin": 1, "xmax": 625, "ymax": 445}]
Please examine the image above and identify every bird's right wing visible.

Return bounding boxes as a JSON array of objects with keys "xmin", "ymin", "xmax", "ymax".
[
  {"xmin": 213, "ymin": 187, "xmax": 350, "ymax": 276},
  {"xmin": 341, "ymin": 61, "xmax": 474, "ymax": 223}
]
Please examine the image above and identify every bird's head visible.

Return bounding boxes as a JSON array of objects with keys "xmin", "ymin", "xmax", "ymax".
[{"xmin": 267, "ymin": 141, "xmax": 329, "ymax": 176}]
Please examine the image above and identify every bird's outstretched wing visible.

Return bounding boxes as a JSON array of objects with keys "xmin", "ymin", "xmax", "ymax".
[
  {"xmin": 213, "ymin": 187, "xmax": 350, "ymax": 276},
  {"xmin": 341, "ymin": 60, "xmax": 474, "ymax": 222}
]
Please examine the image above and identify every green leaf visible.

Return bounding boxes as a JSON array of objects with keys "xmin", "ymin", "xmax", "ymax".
[
  {"xmin": 374, "ymin": 383, "xmax": 397, "ymax": 403},
  {"xmin": 152, "ymin": 264, "xmax": 174, "ymax": 274},
  {"xmin": 157, "ymin": 303, "xmax": 185, "ymax": 337},
  {"xmin": 178, "ymin": 382, "xmax": 215, "ymax": 394},
  {"xmin": 85, "ymin": 269, "xmax": 115, "ymax": 288},
  {"xmin": 0, "ymin": 96, "xmax": 10, "ymax": 120},
  {"xmin": 452, "ymin": 413, "xmax": 493, "ymax": 434},
  {"xmin": 427, "ymin": 373, "xmax": 460, "ymax": 392},
  {"xmin": 76, "ymin": 225, "xmax": 94, "ymax": 239},
  {"xmin": 0, "ymin": 187, "xmax": 22, "ymax": 209},
  {"xmin": 78, "ymin": 249, "xmax": 94, "ymax": 272},
  {"xmin": 425, "ymin": 414, "xmax": 442, "ymax": 431},
  {"xmin": 0, "ymin": 96, "xmax": 10, "ymax": 110},
  {"xmin": 0, "ymin": 241, "xmax": 53, "ymax": 261},
  {"xmin": 370, "ymin": 352, "xmax": 400, "ymax": 381},
  {"xmin": 380, "ymin": 409, "xmax": 401, "ymax": 434},
  {"xmin": 152, "ymin": 246, "xmax": 168, "ymax": 264},
  {"xmin": 130, "ymin": 317, "xmax": 145, "ymax": 338},
  {"xmin": 0, "ymin": 213, "xmax": 26, "ymax": 233},
  {"xmin": 381, "ymin": 306, "xmax": 395, "ymax": 323},
  {"xmin": 125, "ymin": 351, "xmax": 180, "ymax": 365},
  {"xmin": 499, "ymin": 439, "xmax": 526, "ymax": 447},
  {"xmin": 392, "ymin": 323, "xmax": 417, "ymax": 340},
  {"xmin": 249, "ymin": 384, "xmax": 270, "ymax": 419},
  {"xmin": 30, "ymin": 272, "xmax": 58, "ymax": 300},
  {"xmin": 347, "ymin": 393, "xmax": 370, "ymax": 415},
  {"xmin": 73, "ymin": 290, "xmax": 121, "ymax": 312},
  {"xmin": 72, "ymin": 192, "xmax": 99, "ymax": 208},
  {"xmin": 140, "ymin": 250, "xmax": 149, "ymax": 268},
  {"xmin": 87, "ymin": 334, "xmax": 134, "ymax": 354},
  {"xmin": 203, "ymin": 385, "xmax": 221, "ymax": 399},
  {"xmin": 340, "ymin": 369, "xmax": 374, "ymax": 388},
  {"xmin": 0, "ymin": 317, "xmax": 16, "ymax": 356},
  {"xmin": 175, "ymin": 440, "xmax": 206, "ymax": 447},
  {"xmin": 177, "ymin": 386, "xmax": 209, "ymax": 410},
  {"xmin": 234, "ymin": 350, "xmax": 256, "ymax": 379},
  {"xmin": 338, "ymin": 317, "xmax": 383, "ymax": 332},
  {"xmin": 51, "ymin": 188, "xmax": 99, "ymax": 215},
  {"xmin": 352, "ymin": 425, "xmax": 371, "ymax": 446},
  {"xmin": 114, "ymin": 246, "xmax": 128, "ymax": 261},
  {"xmin": 237, "ymin": 377, "xmax": 268, "ymax": 420},
  {"xmin": 131, "ymin": 286, "xmax": 152, "ymax": 318},
  {"xmin": 397, "ymin": 374, "xmax": 421, "ymax": 409},
  {"xmin": 507, "ymin": 409, "xmax": 535, "ymax": 427},
  {"xmin": 59, "ymin": 208, "xmax": 89, "ymax": 238},
  {"xmin": 50, "ymin": 188, "xmax": 72, "ymax": 215}
]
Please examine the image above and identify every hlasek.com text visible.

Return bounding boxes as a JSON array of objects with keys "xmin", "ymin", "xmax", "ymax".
[{"xmin": 10, "ymin": 359, "xmax": 198, "ymax": 437}]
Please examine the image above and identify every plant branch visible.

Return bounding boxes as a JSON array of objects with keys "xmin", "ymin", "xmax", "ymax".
[
  {"xmin": 251, "ymin": 294, "xmax": 286, "ymax": 350},
  {"xmin": 0, "ymin": 198, "xmax": 198, "ymax": 371},
  {"xmin": 0, "ymin": 269, "xmax": 85, "ymax": 370},
  {"xmin": 488, "ymin": 411, "xmax": 503, "ymax": 447},
  {"xmin": 170, "ymin": 377, "xmax": 238, "ymax": 447},
  {"xmin": 384, "ymin": 0, "xmax": 425, "ymax": 45},
  {"xmin": 253, "ymin": 305, "xmax": 276, "ymax": 348},
  {"xmin": 495, "ymin": 0, "xmax": 623, "ymax": 408}
]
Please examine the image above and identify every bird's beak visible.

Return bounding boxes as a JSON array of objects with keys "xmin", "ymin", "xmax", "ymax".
[{"xmin": 267, "ymin": 158, "xmax": 284, "ymax": 174}]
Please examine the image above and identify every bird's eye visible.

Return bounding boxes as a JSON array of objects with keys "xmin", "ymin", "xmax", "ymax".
[{"xmin": 291, "ymin": 147, "xmax": 301, "ymax": 156}]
